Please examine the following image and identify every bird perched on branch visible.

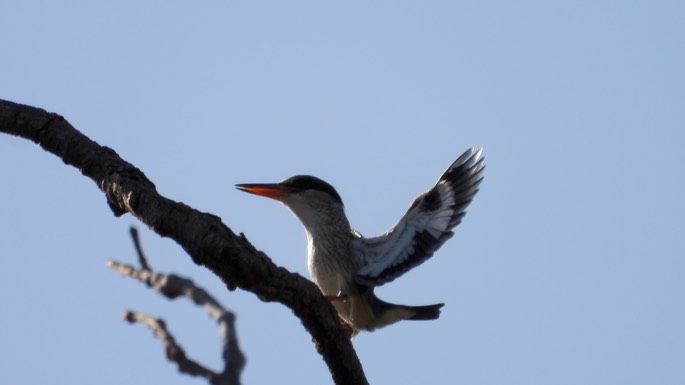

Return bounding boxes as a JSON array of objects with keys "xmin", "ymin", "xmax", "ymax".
[{"xmin": 236, "ymin": 147, "xmax": 484, "ymax": 335}]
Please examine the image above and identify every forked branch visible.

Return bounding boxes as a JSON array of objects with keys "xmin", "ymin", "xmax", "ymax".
[
  {"xmin": 0, "ymin": 99, "xmax": 367, "ymax": 385},
  {"xmin": 108, "ymin": 227, "xmax": 245, "ymax": 385}
]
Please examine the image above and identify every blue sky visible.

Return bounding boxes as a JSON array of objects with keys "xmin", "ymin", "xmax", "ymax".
[{"xmin": 1, "ymin": 1, "xmax": 683, "ymax": 384}]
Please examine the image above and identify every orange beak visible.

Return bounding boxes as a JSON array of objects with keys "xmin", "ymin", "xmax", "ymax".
[{"xmin": 235, "ymin": 183, "xmax": 291, "ymax": 200}]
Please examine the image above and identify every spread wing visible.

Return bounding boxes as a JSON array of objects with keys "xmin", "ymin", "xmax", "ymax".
[{"xmin": 354, "ymin": 147, "xmax": 485, "ymax": 286}]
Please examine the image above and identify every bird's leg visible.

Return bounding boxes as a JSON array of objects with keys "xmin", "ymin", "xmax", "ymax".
[
  {"xmin": 326, "ymin": 278, "xmax": 350, "ymax": 302},
  {"xmin": 324, "ymin": 291, "xmax": 348, "ymax": 302}
]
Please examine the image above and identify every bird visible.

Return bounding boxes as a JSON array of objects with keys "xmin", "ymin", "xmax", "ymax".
[{"xmin": 236, "ymin": 147, "xmax": 484, "ymax": 335}]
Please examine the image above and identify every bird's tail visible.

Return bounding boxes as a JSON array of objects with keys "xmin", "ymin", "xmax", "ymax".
[
  {"xmin": 370, "ymin": 293, "xmax": 445, "ymax": 325},
  {"xmin": 406, "ymin": 303, "xmax": 444, "ymax": 320}
]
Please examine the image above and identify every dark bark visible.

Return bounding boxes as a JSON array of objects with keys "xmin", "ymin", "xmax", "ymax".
[{"xmin": 0, "ymin": 99, "xmax": 368, "ymax": 385}]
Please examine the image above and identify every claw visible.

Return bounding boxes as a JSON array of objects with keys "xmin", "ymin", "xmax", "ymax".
[{"xmin": 325, "ymin": 291, "xmax": 348, "ymax": 302}]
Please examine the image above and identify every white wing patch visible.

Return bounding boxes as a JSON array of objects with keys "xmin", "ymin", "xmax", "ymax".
[{"xmin": 354, "ymin": 148, "xmax": 485, "ymax": 286}]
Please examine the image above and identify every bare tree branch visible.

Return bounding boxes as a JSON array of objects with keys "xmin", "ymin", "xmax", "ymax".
[
  {"xmin": 0, "ymin": 99, "xmax": 368, "ymax": 385},
  {"xmin": 122, "ymin": 310, "xmax": 228, "ymax": 384},
  {"xmin": 108, "ymin": 228, "xmax": 246, "ymax": 384}
]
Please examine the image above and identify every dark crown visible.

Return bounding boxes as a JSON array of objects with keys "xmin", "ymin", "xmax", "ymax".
[{"xmin": 281, "ymin": 175, "xmax": 343, "ymax": 205}]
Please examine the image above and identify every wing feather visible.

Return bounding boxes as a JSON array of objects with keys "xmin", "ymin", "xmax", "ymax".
[{"xmin": 354, "ymin": 147, "xmax": 485, "ymax": 286}]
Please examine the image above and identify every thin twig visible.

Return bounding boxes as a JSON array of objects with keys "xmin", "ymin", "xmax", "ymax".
[
  {"xmin": 129, "ymin": 227, "xmax": 151, "ymax": 271},
  {"xmin": 123, "ymin": 311, "xmax": 220, "ymax": 383}
]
